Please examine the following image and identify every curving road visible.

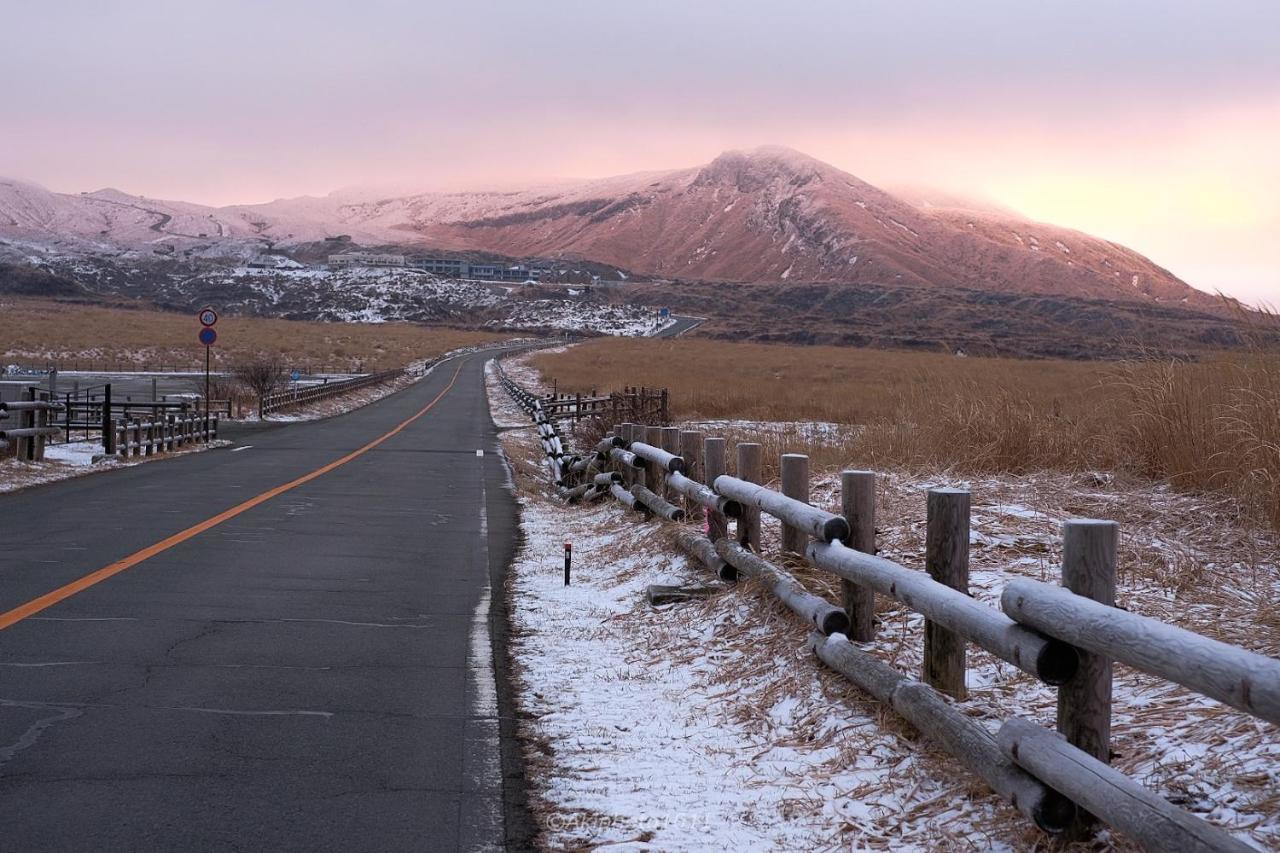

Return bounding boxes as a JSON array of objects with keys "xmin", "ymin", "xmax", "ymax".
[
  {"xmin": 655, "ymin": 315, "xmax": 704, "ymax": 338},
  {"xmin": 0, "ymin": 348, "xmax": 533, "ymax": 851}
]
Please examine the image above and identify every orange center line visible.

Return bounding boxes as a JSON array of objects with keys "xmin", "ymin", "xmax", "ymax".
[{"xmin": 0, "ymin": 359, "xmax": 469, "ymax": 631}]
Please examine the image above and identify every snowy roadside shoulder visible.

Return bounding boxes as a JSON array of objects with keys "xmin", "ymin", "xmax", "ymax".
[
  {"xmin": 489, "ymin": 385, "xmax": 1279, "ymax": 849},
  {"xmin": 489, "ymin": 389, "xmax": 1039, "ymax": 849},
  {"xmin": 0, "ymin": 437, "xmax": 230, "ymax": 494},
  {"xmin": 254, "ymin": 373, "xmax": 421, "ymax": 423}
]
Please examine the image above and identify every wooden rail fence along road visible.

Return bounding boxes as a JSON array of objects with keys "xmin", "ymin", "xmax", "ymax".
[
  {"xmin": 540, "ymin": 385, "xmax": 669, "ymax": 424},
  {"xmin": 260, "ymin": 367, "xmax": 406, "ymax": 416},
  {"xmin": 497, "ymin": 357, "xmax": 1272, "ymax": 852},
  {"xmin": 0, "ymin": 392, "xmax": 64, "ymax": 461}
]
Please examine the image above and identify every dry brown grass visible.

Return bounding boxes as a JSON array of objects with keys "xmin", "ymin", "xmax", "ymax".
[
  {"xmin": 0, "ymin": 297, "xmax": 508, "ymax": 372},
  {"xmin": 532, "ymin": 334, "xmax": 1280, "ymax": 530}
]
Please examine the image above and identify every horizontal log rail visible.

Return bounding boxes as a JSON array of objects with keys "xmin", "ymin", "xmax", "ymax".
[
  {"xmin": 814, "ymin": 634, "xmax": 1076, "ymax": 835},
  {"xmin": 666, "ymin": 471, "xmax": 742, "ymax": 518},
  {"xmin": 1003, "ymin": 578, "xmax": 1280, "ymax": 725},
  {"xmin": 0, "ymin": 400, "xmax": 66, "ymax": 413},
  {"xmin": 998, "ymin": 718, "xmax": 1252, "ymax": 852},
  {"xmin": 806, "ymin": 540, "xmax": 1078, "ymax": 685},
  {"xmin": 714, "ymin": 474, "xmax": 849, "ymax": 544},
  {"xmin": 630, "ymin": 484, "xmax": 685, "ymax": 522},
  {"xmin": 628, "ymin": 441, "xmax": 685, "ymax": 474},
  {"xmin": 717, "ymin": 539, "xmax": 848, "ymax": 635},
  {"xmin": 671, "ymin": 527, "xmax": 736, "ymax": 582}
]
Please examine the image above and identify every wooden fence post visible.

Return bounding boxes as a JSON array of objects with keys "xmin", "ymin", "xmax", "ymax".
[
  {"xmin": 841, "ymin": 470, "xmax": 877, "ymax": 641},
  {"xmin": 780, "ymin": 453, "xmax": 809, "ymax": 554},
  {"xmin": 35, "ymin": 391, "xmax": 49, "ymax": 461},
  {"xmin": 17, "ymin": 387, "xmax": 34, "ymax": 460},
  {"xmin": 680, "ymin": 430, "xmax": 703, "ymax": 521},
  {"xmin": 704, "ymin": 437, "xmax": 728, "ymax": 542},
  {"xmin": 736, "ymin": 442, "xmax": 762, "ymax": 551},
  {"xmin": 924, "ymin": 488, "xmax": 970, "ymax": 700},
  {"xmin": 616, "ymin": 422, "xmax": 633, "ymax": 482},
  {"xmin": 645, "ymin": 425, "xmax": 663, "ymax": 492},
  {"xmin": 660, "ymin": 426, "xmax": 681, "ymax": 502},
  {"xmin": 1057, "ymin": 519, "xmax": 1118, "ymax": 765},
  {"xmin": 630, "ymin": 425, "xmax": 646, "ymax": 489}
]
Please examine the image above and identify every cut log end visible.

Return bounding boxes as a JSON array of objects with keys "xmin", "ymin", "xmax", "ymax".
[
  {"xmin": 1031, "ymin": 790, "xmax": 1077, "ymax": 836},
  {"xmin": 1035, "ymin": 640, "xmax": 1081, "ymax": 686},
  {"xmin": 819, "ymin": 609, "xmax": 851, "ymax": 636},
  {"xmin": 821, "ymin": 516, "xmax": 851, "ymax": 544}
]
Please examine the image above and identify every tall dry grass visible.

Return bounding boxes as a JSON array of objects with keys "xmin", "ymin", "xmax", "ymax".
[
  {"xmin": 0, "ymin": 297, "xmax": 507, "ymax": 371},
  {"xmin": 1115, "ymin": 353, "xmax": 1280, "ymax": 529},
  {"xmin": 533, "ymin": 332, "xmax": 1280, "ymax": 530}
]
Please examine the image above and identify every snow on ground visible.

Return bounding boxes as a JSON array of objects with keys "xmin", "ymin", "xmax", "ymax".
[
  {"xmin": 0, "ymin": 438, "xmax": 227, "ymax": 494},
  {"xmin": 685, "ymin": 419, "xmax": 855, "ymax": 443},
  {"xmin": 489, "ymin": 369, "xmax": 1278, "ymax": 849},
  {"xmin": 41, "ymin": 440, "xmax": 103, "ymax": 466},
  {"xmin": 12, "ymin": 247, "xmax": 672, "ymax": 338},
  {"xmin": 494, "ymin": 300, "xmax": 674, "ymax": 337}
]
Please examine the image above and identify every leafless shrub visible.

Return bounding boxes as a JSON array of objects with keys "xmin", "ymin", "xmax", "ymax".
[{"xmin": 233, "ymin": 357, "xmax": 286, "ymax": 420}]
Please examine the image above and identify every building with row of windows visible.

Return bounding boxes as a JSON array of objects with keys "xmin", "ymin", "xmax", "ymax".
[
  {"xmin": 413, "ymin": 258, "xmax": 552, "ymax": 281},
  {"xmin": 327, "ymin": 252, "xmax": 407, "ymax": 269}
]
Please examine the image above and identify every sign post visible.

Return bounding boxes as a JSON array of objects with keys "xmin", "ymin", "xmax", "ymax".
[{"xmin": 198, "ymin": 307, "xmax": 218, "ymax": 418}]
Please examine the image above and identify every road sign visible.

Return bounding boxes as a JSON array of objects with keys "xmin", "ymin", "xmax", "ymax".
[
  {"xmin": 199, "ymin": 327, "xmax": 217, "ymax": 346},
  {"xmin": 290, "ymin": 369, "xmax": 301, "ymax": 382},
  {"xmin": 198, "ymin": 307, "xmax": 218, "ymax": 327}
]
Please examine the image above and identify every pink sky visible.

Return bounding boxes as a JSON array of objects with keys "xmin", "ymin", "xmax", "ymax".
[{"xmin": 1, "ymin": 0, "xmax": 1276, "ymax": 304}]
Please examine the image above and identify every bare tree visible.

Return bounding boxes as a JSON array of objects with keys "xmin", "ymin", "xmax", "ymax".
[{"xmin": 233, "ymin": 357, "xmax": 286, "ymax": 420}]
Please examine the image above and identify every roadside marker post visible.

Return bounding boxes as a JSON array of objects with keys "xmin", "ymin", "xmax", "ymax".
[
  {"xmin": 564, "ymin": 542, "xmax": 572, "ymax": 586},
  {"xmin": 198, "ymin": 307, "xmax": 218, "ymax": 420}
]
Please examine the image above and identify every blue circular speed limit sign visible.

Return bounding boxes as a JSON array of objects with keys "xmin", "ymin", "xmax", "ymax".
[
  {"xmin": 198, "ymin": 307, "xmax": 218, "ymax": 327},
  {"xmin": 199, "ymin": 327, "xmax": 217, "ymax": 346}
]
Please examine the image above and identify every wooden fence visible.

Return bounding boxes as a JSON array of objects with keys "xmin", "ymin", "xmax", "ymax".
[
  {"xmin": 0, "ymin": 392, "xmax": 64, "ymax": 461},
  {"xmin": 260, "ymin": 368, "xmax": 405, "ymax": 416},
  {"xmin": 539, "ymin": 385, "xmax": 669, "ymax": 425},
  {"xmin": 498, "ymin": 365, "xmax": 1271, "ymax": 852},
  {"xmin": 112, "ymin": 411, "xmax": 219, "ymax": 458}
]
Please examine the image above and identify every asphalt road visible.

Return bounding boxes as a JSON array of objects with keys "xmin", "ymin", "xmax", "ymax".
[
  {"xmin": 656, "ymin": 315, "xmax": 704, "ymax": 338},
  {"xmin": 0, "ymin": 348, "xmax": 531, "ymax": 851}
]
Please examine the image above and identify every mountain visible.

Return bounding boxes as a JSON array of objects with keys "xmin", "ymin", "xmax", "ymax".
[{"xmin": 0, "ymin": 148, "xmax": 1223, "ymax": 311}]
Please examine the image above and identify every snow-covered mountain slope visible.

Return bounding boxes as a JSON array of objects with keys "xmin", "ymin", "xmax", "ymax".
[{"xmin": 0, "ymin": 148, "xmax": 1222, "ymax": 311}]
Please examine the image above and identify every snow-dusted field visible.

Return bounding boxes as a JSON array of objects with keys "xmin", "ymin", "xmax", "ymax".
[{"xmin": 487, "ymin": 359, "xmax": 1279, "ymax": 851}]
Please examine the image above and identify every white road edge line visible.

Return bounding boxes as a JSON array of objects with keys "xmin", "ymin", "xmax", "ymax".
[{"xmin": 231, "ymin": 445, "xmax": 253, "ymax": 452}]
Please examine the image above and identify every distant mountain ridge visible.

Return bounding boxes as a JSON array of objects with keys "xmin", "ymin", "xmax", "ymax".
[{"xmin": 0, "ymin": 147, "xmax": 1222, "ymax": 311}]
